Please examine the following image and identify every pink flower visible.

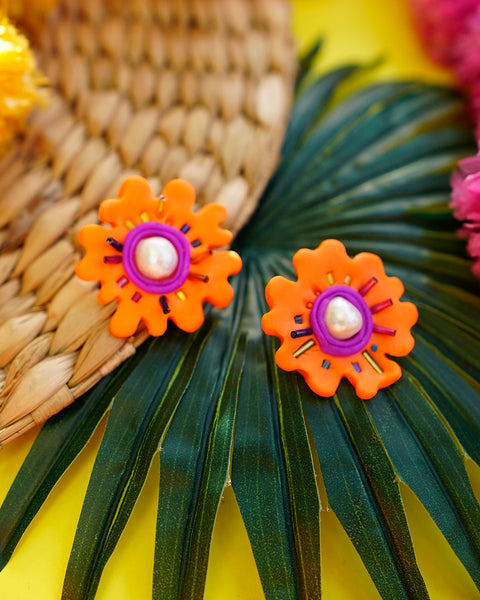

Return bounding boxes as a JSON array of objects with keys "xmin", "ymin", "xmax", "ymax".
[
  {"xmin": 451, "ymin": 155, "xmax": 480, "ymax": 277},
  {"xmin": 410, "ymin": 0, "xmax": 480, "ymax": 279},
  {"xmin": 409, "ymin": 1, "xmax": 480, "ymax": 121},
  {"xmin": 468, "ymin": 232, "xmax": 480, "ymax": 278},
  {"xmin": 454, "ymin": 9, "xmax": 480, "ymax": 87},
  {"xmin": 410, "ymin": 0, "xmax": 479, "ymax": 66}
]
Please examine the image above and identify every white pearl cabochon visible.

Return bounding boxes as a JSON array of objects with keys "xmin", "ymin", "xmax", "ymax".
[
  {"xmin": 134, "ymin": 236, "xmax": 179, "ymax": 280},
  {"xmin": 323, "ymin": 296, "xmax": 363, "ymax": 340}
]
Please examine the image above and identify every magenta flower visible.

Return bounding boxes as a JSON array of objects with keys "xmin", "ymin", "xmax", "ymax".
[
  {"xmin": 451, "ymin": 155, "xmax": 480, "ymax": 278},
  {"xmin": 410, "ymin": 0, "xmax": 479, "ymax": 66},
  {"xmin": 409, "ymin": 1, "xmax": 480, "ymax": 121},
  {"xmin": 454, "ymin": 9, "xmax": 480, "ymax": 88},
  {"xmin": 409, "ymin": 0, "xmax": 480, "ymax": 279}
]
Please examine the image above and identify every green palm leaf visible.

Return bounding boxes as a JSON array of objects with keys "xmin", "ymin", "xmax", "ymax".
[
  {"xmin": 1, "ymin": 56, "xmax": 480, "ymax": 600},
  {"xmin": 304, "ymin": 386, "xmax": 429, "ymax": 600}
]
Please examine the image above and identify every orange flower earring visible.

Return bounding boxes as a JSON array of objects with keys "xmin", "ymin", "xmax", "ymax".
[
  {"xmin": 75, "ymin": 176, "xmax": 242, "ymax": 337},
  {"xmin": 261, "ymin": 239, "xmax": 418, "ymax": 399}
]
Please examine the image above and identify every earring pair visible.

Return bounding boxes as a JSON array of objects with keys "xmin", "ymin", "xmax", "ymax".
[{"xmin": 76, "ymin": 176, "xmax": 417, "ymax": 400}]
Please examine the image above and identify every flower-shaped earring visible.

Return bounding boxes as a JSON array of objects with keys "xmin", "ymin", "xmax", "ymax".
[
  {"xmin": 75, "ymin": 176, "xmax": 242, "ymax": 337},
  {"xmin": 261, "ymin": 239, "xmax": 418, "ymax": 399}
]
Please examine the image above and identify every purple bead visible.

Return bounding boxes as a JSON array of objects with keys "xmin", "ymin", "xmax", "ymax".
[
  {"xmin": 107, "ymin": 237, "xmax": 124, "ymax": 252},
  {"xmin": 103, "ymin": 255, "xmax": 122, "ymax": 264},
  {"xmin": 290, "ymin": 328, "xmax": 313, "ymax": 338}
]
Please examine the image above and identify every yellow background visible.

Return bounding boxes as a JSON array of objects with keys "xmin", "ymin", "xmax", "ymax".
[{"xmin": 0, "ymin": 1, "xmax": 479, "ymax": 599}]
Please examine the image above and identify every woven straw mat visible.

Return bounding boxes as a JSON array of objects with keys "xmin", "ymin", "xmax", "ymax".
[{"xmin": 0, "ymin": 0, "xmax": 297, "ymax": 445}]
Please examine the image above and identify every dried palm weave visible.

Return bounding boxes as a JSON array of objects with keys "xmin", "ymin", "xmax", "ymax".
[{"xmin": 0, "ymin": 0, "xmax": 296, "ymax": 445}]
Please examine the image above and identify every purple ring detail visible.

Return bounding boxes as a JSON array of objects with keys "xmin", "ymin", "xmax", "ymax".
[
  {"xmin": 310, "ymin": 285, "xmax": 373, "ymax": 357},
  {"xmin": 122, "ymin": 222, "xmax": 191, "ymax": 294}
]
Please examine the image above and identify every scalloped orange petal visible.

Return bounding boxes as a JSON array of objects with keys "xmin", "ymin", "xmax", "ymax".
[
  {"xmin": 261, "ymin": 239, "xmax": 418, "ymax": 400},
  {"xmin": 98, "ymin": 176, "xmax": 158, "ymax": 228},
  {"xmin": 75, "ymin": 176, "xmax": 242, "ymax": 338}
]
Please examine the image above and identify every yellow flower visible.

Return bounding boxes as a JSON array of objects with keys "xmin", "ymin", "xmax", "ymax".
[{"xmin": 0, "ymin": 15, "xmax": 48, "ymax": 153}]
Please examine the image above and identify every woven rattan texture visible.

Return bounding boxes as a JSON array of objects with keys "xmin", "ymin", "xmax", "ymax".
[{"xmin": 0, "ymin": 0, "xmax": 296, "ymax": 445}]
